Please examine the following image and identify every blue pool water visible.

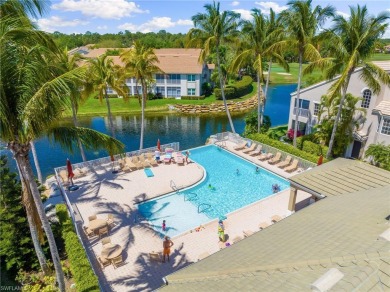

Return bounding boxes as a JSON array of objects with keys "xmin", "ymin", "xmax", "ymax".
[{"xmin": 137, "ymin": 145, "xmax": 289, "ymax": 237}]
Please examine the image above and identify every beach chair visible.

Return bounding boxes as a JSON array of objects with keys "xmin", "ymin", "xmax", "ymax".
[
  {"xmin": 198, "ymin": 252, "xmax": 210, "ymax": 261},
  {"xmin": 258, "ymin": 222, "xmax": 270, "ymax": 230},
  {"xmin": 164, "ymin": 153, "xmax": 172, "ymax": 164},
  {"xmin": 258, "ymin": 152, "xmax": 273, "ymax": 161},
  {"xmin": 88, "ymin": 215, "xmax": 97, "ymax": 222},
  {"xmin": 131, "ymin": 156, "xmax": 144, "ymax": 169},
  {"xmin": 138, "ymin": 154, "xmax": 151, "ymax": 168},
  {"xmin": 268, "ymin": 152, "xmax": 282, "ymax": 165},
  {"xmin": 285, "ymin": 159, "xmax": 299, "ymax": 173},
  {"xmin": 176, "ymin": 153, "xmax": 185, "ymax": 165},
  {"xmin": 83, "ymin": 226, "xmax": 96, "ymax": 238},
  {"xmin": 242, "ymin": 143, "xmax": 257, "ymax": 154},
  {"xmin": 107, "ymin": 214, "xmax": 116, "ymax": 228},
  {"xmin": 233, "ymin": 141, "xmax": 247, "ymax": 151},
  {"xmin": 58, "ymin": 170, "xmax": 69, "ymax": 185},
  {"xmin": 101, "ymin": 237, "xmax": 111, "ymax": 247},
  {"xmin": 276, "ymin": 155, "xmax": 292, "ymax": 169},
  {"xmin": 146, "ymin": 152, "xmax": 158, "ymax": 167},
  {"xmin": 98, "ymin": 226, "xmax": 109, "ymax": 239},
  {"xmin": 249, "ymin": 145, "xmax": 263, "ymax": 156},
  {"xmin": 112, "ymin": 254, "xmax": 125, "ymax": 269},
  {"xmin": 98, "ymin": 256, "xmax": 110, "ymax": 269}
]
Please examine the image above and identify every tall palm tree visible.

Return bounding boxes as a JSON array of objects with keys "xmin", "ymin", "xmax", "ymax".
[
  {"xmin": 280, "ymin": 0, "xmax": 335, "ymax": 147},
  {"xmin": 311, "ymin": 5, "xmax": 390, "ymax": 158},
  {"xmin": 1, "ymin": 12, "xmax": 123, "ymax": 292},
  {"xmin": 187, "ymin": 1, "xmax": 241, "ymax": 133},
  {"xmin": 85, "ymin": 54, "xmax": 128, "ymax": 139},
  {"xmin": 231, "ymin": 8, "xmax": 287, "ymax": 132},
  {"xmin": 120, "ymin": 42, "xmax": 163, "ymax": 150}
]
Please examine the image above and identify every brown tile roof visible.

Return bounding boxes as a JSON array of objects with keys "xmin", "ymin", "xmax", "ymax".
[
  {"xmin": 373, "ymin": 100, "xmax": 390, "ymax": 117},
  {"xmin": 162, "ymin": 185, "xmax": 390, "ymax": 291}
]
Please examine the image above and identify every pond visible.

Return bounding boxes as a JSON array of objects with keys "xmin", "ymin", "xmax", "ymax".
[{"xmin": 2, "ymin": 84, "xmax": 296, "ymax": 178}]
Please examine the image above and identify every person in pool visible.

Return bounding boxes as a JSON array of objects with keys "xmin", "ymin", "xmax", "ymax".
[
  {"xmin": 272, "ymin": 184, "xmax": 280, "ymax": 193},
  {"xmin": 255, "ymin": 166, "xmax": 260, "ymax": 173},
  {"xmin": 208, "ymin": 184, "xmax": 216, "ymax": 190},
  {"xmin": 236, "ymin": 169, "xmax": 240, "ymax": 175}
]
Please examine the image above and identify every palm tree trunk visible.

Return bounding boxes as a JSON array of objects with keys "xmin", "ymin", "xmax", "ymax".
[
  {"xmin": 293, "ymin": 51, "xmax": 303, "ymax": 147},
  {"xmin": 15, "ymin": 163, "xmax": 49, "ymax": 275},
  {"xmin": 257, "ymin": 72, "xmax": 262, "ymax": 133},
  {"xmin": 262, "ymin": 59, "xmax": 273, "ymax": 126},
  {"xmin": 30, "ymin": 141, "xmax": 42, "ymax": 184},
  {"xmin": 104, "ymin": 86, "xmax": 116, "ymax": 139},
  {"xmin": 71, "ymin": 100, "xmax": 87, "ymax": 162},
  {"xmin": 11, "ymin": 144, "xmax": 65, "ymax": 292},
  {"xmin": 140, "ymin": 79, "xmax": 146, "ymax": 150},
  {"xmin": 326, "ymin": 72, "xmax": 352, "ymax": 159},
  {"xmin": 216, "ymin": 46, "xmax": 236, "ymax": 133}
]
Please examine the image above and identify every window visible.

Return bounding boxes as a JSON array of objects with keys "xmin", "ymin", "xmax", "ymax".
[
  {"xmin": 167, "ymin": 74, "xmax": 180, "ymax": 84},
  {"xmin": 167, "ymin": 87, "xmax": 181, "ymax": 97},
  {"xmin": 187, "ymin": 74, "xmax": 196, "ymax": 82},
  {"xmin": 127, "ymin": 86, "xmax": 132, "ymax": 95},
  {"xmin": 361, "ymin": 89, "xmax": 372, "ymax": 108},
  {"xmin": 106, "ymin": 87, "xmax": 114, "ymax": 94},
  {"xmin": 133, "ymin": 86, "xmax": 142, "ymax": 95},
  {"xmin": 156, "ymin": 74, "xmax": 165, "ymax": 83},
  {"xmin": 156, "ymin": 86, "xmax": 165, "ymax": 97},
  {"xmin": 313, "ymin": 103, "xmax": 320, "ymax": 116},
  {"xmin": 381, "ymin": 118, "xmax": 390, "ymax": 135},
  {"xmin": 294, "ymin": 98, "xmax": 310, "ymax": 109},
  {"xmin": 187, "ymin": 88, "xmax": 195, "ymax": 96}
]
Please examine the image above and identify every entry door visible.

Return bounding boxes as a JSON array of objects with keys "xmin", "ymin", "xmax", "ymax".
[{"xmin": 351, "ymin": 140, "xmax": 362, "ymax": 159}]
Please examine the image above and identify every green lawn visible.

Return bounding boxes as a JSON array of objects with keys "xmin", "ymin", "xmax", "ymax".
[
  {"xmin": 268, "ymin": 63, "xmax": 324, "ymax": 85},
  {"xmin": 369, "ymin": 53, "xmax": 390, "ymax": 61},
  {"xmin": 71, "ymin": 82, "xmax": 258, "ymax": 116}
]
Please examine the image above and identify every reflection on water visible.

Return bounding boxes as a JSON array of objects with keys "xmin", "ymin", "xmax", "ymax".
[{"xmin": 2, "ymin": 84, "xmax": 295, "ymax": 178}]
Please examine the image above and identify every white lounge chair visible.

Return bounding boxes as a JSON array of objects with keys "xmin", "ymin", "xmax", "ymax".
[
  {"xmin": 242, "ymin": 143, "xmax": 257, "ymax": 154},
  {"xmin": 234, "ymin": 142, "xmax": 247, "ymax": 150},
  {"xmin": 276, "ymin": 155, "xmax": 292, "ymax": 169},
  {"xmin": 249, "ymin": 145, "xmax": 263, "ymax": 156}
]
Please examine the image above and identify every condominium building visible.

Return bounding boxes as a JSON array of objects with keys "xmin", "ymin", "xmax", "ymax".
[{"xmin": 287, "ymin": 61, "xmax": 390, "ymax": 159}]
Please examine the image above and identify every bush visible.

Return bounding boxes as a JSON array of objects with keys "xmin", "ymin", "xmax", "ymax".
[
  {"xmin": 296, "ymin": 135, "xmax": 329, "ymax": 156},
  {"xmin": 214, "ymin": 76, "xmax": 253, "ymax": 100},
  {"xmin": 247, "ymin": 133, "xmax": 328, "ymax": 164},
  {"xmin": 56, "ymin": 204, "xmax": 99, "ymax": 292},
  {"xmin": 180, "ymin": 95, "xmax": 206, "ymax": 100},
  {"xmin": 287, "ymin": 128, "xmax": 303, "ymax": 140}
]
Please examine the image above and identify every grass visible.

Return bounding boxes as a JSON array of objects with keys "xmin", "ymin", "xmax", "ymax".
[
  {"xmin": 268, "ymin": 63, "xmax": 324, "ymax": 85},
  {"xmin": 369, "ymin": 53, "xmax": 390, "ymax": 61},
  {"xmin": 68, "ymin": 81, "xmax": 258, "ymax": 117}
]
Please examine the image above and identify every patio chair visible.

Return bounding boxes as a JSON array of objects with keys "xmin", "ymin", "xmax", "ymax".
[
  {"xmin": 98, "ymin": 226, "xmax": 109, "ymax": 239},
  {"xmin": 258, "ymin": 222, "xmax": 270, "ymax": 230},
  {"xmin": 242, "ymin": 143, "xmax": 256, "ymax": 154},
  {"xmin": 249, "ymin": 145, "xmax": 263, "ymax": 156},
  {"xmin": 149, "ymin": 251, "xmax": 161, "ymax": 262},
  {"xmin": 88, "ymin": 215, "xmax": 97, "ymax": 222},
  {"xmin": 139, "ymin": 154, "xmax": 151, "ymax": 168},
  {"xmin": 146, "ymin": 152, "xmax": 158, "ymax": 167},
  {"xmin": 268, "ymin": 152, "xmax": 282, "ymax": 165},
  {"xmin": 101, "ymin": 237, "xmax": 111, "ymax": 247},
  {"xmin": 111, "ymin": 254, "xmax": 125, "ymax": 269},
  {"xmin": 83, "ymin": 226, "xmax": 96, "ymax": 238},
  {"xmin": 233, "ymin": 141, "xmax": 247, "ymax": 151},
  {"xmin": 276, "ymin": 155, "xmax": 292, "ymax": 169},
  {"xmin": 132, "ymin": 156, "xmax": 144, "ymax": 169},
  {"xmin": 271, "ymin": 215, "xmax": 282, "ymax": 223},
  {"xmin": 176, "ymin": 153, "xmax": 185, "ymax": 165},
  {"xmin": 124, "ymin": 157, "xmax": 138, "ymax": 171},
  {"xmin": 98, "ymin": 256, "xmax": 110, "ymax": 269},
  {"xmin": 285, "ymin": 159, "xmax": 299, "ymax": 173},
  {"xmin": 258, "ymin": 152, "xmax": 273, "ymax": 161},
  {"xmin": 164, "ymin": 153, "xmax": 172, "ymax": 164},
  {"xmin": 243, "ymin": 230, "xmax": 254, "ymax": 237},
  {"xmin": 107, "ymin": 214, "xmax": 116, "ymax": 228}
]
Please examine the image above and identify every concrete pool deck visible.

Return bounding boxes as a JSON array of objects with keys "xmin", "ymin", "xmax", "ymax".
[{"xmin": 64, "ymin": 144, "xmax": 312, "ymax": 291}]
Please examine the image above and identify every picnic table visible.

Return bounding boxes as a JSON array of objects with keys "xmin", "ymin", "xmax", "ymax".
[
  {"xmin": 88, "ymin": 219, "xmax": 107, "ymax": 232},
  {"xmin": 101, "ymin": 243, "xmax": 123, "ymax": 260}
]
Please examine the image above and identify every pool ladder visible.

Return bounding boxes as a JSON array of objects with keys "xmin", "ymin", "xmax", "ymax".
[
  {"xmin": 198, "ymin": 203, "xmax": 212, "ymax": 214},
  {"xmin": 170, "ymin": 180, "xmax": 178, "ymax": 191}
]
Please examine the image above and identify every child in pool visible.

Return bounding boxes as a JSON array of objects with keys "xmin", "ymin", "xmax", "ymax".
[{"xmin": 162, "ymin": 220, "xmax": 166, "ymax": 231}]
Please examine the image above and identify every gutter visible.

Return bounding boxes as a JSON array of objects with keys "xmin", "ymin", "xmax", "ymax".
[{"xmin": 289, "ymin": 181, "xmax": 325, "ymax": 200}]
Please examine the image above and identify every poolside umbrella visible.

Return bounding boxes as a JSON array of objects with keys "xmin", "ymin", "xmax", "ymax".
[
  {"xmin": 66, "ymin": 158, "xmax": 74, "ymax": 186},
  {"xmin": 157, "ymin": 139, "xmax": 161, "ymax": 151},
  {"xmin": 317, "ymin": 155, "xmax": 323, "ymax": 166}
]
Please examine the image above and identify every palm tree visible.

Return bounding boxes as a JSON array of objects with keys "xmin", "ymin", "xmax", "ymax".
[
  {"xmin": 365, "ymin": 143, "xmax": 390, "ymax": 171},
  {"xmin": 1, "ymin": 11, "xmax": 123, "ymax": 292},
  {"xmin": 120, "ymin": 42, "xmax": 163, "ymax": 150},
  {"xmin": 231, "ymin": 8, "xmax": 287, "ymax": 133},
  {"xmin": 85, "ymin": 54, "xmax": 128, "ymax": 139},
  {"xmin": 280, "ymin": 0, "xmax": 335, "ymax": 147},
  {"xmin": 187, "ymin": 1, "xmax": 241, "ymax": 133},
  {"xmin": 311, "ymin": 5, "xmax": 390, "ymax": 158}
]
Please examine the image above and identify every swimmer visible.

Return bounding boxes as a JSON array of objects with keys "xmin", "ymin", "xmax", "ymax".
[
  {"xmin": 255, "ymin": 166, "xmax": 260, "ymax": 173},
  {"xmin": 208, "ymin": 184, "xmax": 216, "ymax": 191},
  {"xmin": 272, "ymin": 184, "xmax": 280, "ymax": 193},
  {"xmin": 236, "ymin": 169, "xmax": 240, "ymax": 175}
]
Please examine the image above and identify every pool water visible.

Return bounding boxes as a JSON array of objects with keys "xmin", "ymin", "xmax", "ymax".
[{"xmin": 137, "ymin": 145, "xmax": 289, "ymax": 237}]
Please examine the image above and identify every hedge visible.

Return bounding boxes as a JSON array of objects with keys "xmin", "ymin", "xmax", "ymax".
[
  {"xmin": 247, "ymin": 133, "xmax": 328, "ymax": 164},
  {"xmin": 180, "ymin": 95, "xmax": 206, "ymax": 100},
  {"xmin": 214, "ymin": 76, "xmax": 253, "ymax": 100},
  {"xmin": 296, "ymin": 135, "xmax": 329, "ymax": 156},
  {"xmin": 56, "ymin": 204, "xmax": 100, "ymax": 292}
]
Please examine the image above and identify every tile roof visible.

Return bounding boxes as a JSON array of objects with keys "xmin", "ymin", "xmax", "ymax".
[
  {"xmin": 289, "ymin": 158, "xmax": 390, "ymax": 197},
  {"xmin": 373, "ymin": 100, "xmax": 390, "ymax": 117},
  {"xmin": 162, "ymin": 185, "xmax": 390, "ymax": 291}
]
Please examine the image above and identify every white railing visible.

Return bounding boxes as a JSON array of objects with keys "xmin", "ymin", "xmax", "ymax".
[{"xmin": 293, "ymin": 108, "xmax": 311, "ymax": 118}]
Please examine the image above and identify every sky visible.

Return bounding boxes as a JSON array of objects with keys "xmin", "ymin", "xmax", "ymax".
[{"xmin": 35, "ymin": 0, "xmax": 390, "ymax": 38}]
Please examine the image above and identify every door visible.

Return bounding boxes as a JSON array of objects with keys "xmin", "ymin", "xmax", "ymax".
[{"xmin": 351, "ymin": 140, "xmax": 362, "ymax": 159}]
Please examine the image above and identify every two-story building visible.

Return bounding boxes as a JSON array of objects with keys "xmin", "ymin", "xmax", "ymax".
[
  {"xmin": 287, "ymin": 61, "xmax": 390, "ymax": 159},
  {"xmin": 72, "ymin": 46, "xmax": 214, "ymax": 98}
]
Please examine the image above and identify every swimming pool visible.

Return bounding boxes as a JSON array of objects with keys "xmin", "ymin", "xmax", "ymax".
[{"xmin": 137, "ymin": 145, "xmax": 289, "ymax": 237}]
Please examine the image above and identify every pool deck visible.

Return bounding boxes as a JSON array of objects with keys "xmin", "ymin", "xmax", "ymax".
[{"xmin": 65, "ymin": 144, "xmax": 312, "ymax": 291}]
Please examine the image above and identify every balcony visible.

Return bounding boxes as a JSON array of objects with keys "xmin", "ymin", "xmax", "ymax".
[{"xmin": 293, "ymin": 108, "xmax": 311, "ymax": 118}]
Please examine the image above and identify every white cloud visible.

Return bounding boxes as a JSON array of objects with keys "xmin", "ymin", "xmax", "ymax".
[
  {"xmin": 231, "ymin": 1, "xmax": 240, "ymax": 7},
  {"xmin": 118, "ymin": 17, "xmax": 192, "ymax": 33},
  {"xmin": 384, "ymin": 27, "xmax": 390, "ymax": 39},
  {"xmin": 233, "ymin": 9, "xmax": 252, "ymax": 21},
  {"xmin": 52, "ymin": 0, "xmax": 148, "ymax": 20},
  {"xmin": 336, "ymin": 11, "xmax": 349, "ymax": 19},
  {"xmin": 97, "ymin": 25, "xmax": 108, "ymax": 30},
  {"xmin": 36, "ymin": 16, "xmax": 89, "ymax": 32},
  {"xmin": 255, "ymin": 1, "xmax": 287, "ymax": 14}
]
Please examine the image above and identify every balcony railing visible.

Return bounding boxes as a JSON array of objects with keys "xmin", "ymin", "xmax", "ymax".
[{"xmin": 293, "ymin": 108, "xmax": 311, "ymax": 118}]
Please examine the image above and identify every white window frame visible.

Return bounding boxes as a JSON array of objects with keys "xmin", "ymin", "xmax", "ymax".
[
  {"xmin": 187, "ymin": 88, "xmax": 195, "ymax": 96},
  {"xmin": 313, "ymin": 103, "xmax": 320, "ymax": 117},
  {"xmin": 361, "ymin": 89, "xmax": 372, "ymax": 109},
  {"xmin": 380, "ymin": 117, "xmax": 390, "ymax": 135}
]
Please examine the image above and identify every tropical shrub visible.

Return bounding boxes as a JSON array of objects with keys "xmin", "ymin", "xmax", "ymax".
[
  {"xmin": 214, "ymin": 76, "xmax": 253, "ymax": 99},
  {"xmin": 247, "ymin": 133, "xmax": 328, "ymax": 164},
  {"xmin": 296, "ymin": 135, "xmax": 329, "ymax": 156},
  {"xmin": 243, "ymin": 111, "xmax": 271, "ymax": 136},
  {"xmin": 56, "ymin": 205, "xmax": 99, "ymax": 292},
  {"xmin": 201, "ymin": 82, "xmax": 213, "ymax": 97},
  {"xmin": 365, "ymin": 143, "xmax": 390, "ymax": 171},
  {"xmin": 287, "ymin": 128, "xmax": 302, "ymax": 140},
  {"xmin": 267, "ymin": 125, "xmax": 288, "ymax": 141}
]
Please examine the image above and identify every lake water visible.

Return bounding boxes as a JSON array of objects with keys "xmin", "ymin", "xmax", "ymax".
[{"xmin": 2, "ymin": 84, "xmax": 296, "ymax": 178}]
